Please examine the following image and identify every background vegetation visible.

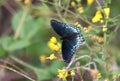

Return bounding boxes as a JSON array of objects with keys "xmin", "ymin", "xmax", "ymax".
[{"xmin": 0, "ymin": 0, "xmax": 120, "ymax": 81}]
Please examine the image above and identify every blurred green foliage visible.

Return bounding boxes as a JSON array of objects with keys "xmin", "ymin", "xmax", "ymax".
[{"xmin": 0, "ymin": 0, "xmax": 120, "ymax": 81}]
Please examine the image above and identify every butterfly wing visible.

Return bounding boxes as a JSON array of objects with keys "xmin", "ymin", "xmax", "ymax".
[
  {"xmin": 61, "ymin": 24, "xmax": 85, "ymax": 63},
  {"xmin": 50, "ymin": 19, "xmax": 85, "ymax": 63},
  {"xmin": 62, "ymin": 33, "xmax": 85, "ymax": 63},
  {"xmin": 51, "ymin": 19, "xmax": 66, "ymax": 36}
]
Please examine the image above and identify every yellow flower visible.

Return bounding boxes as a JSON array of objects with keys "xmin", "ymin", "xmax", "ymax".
[
  {"xmin": 53, "ymin": 45, "xmax": 60, "ymax": 51},
  {"xmin": 104, "ymin": 78, "xmax": 109, "ymax": 81},
  {"xmin": 74, "ymin": 22, "xmax": 79, "ymax": 26},
  {"xmin": 46, "ymin": 54, "xmax": 57, "ymax": 60},
  {"xmin": 71, "ymin": 1, "xmax": 76, "ymax": 7},
  {"xmin": 57, "ymin": 42, "xmax": 61, "ymax": 48},
  {"xmin": 83, "ymin": 26, "xmax": 92, "ymax": 33},
  {"xmin": 93, "ymin": 35, "xmax": 97, "ymax": 39},
  {"xmin": 92, "ymin": 10, "xmax": 103, "ymax": 23},
  {"xmin": 103, "ymin": 8, "xmax": 110, "ymax": 19},
  {"xmin": 90, "ymin": 70, "xmax": 97, "ymax": 76},
  {"xmin": 83, "ymin": 27, "xmax": 89, "ymax": 33},
  {"xmin": 52, "ymin": 42, "xmax": 61, "ymax": 51},
  {"xmin": 97, "ymin": 37, "xmax": 103, "ymax": 43},
  {"xmin": 50, "ymin": 36, "xmax": 57, "ymax": 43},
  {"xmin": 57, "ymin": 69, "xmax": 69, "ymax": 79},
  {"xmin": 48, "ymin": 41, "xmax": 55, "ymax": 50},
  {"xmin": 39, "ymin": 55, "xmax": 46, "ymax": 63},
  {"xmin": 102, "ymin": 25, "xmax": 107, "ymax": 32},
  {"xmin": 92, "ymin": 35, "xmax": 103, "ymax": 43},
  {"xmin": 48, "ymin": 37, "xmax": 61, "ymax": 51},
  {"xmin": 87, "ymin": 0, "xmax": 94, "ymax": 5},
  {"xmin": 77, "ymin": 6, "xmax": 84, "ymax": 13},
  {"xmin": 70, "ymin": 70, "xmax": 75, "ymax": 76},
  {"xmin": 90, "ymin": 70, "xmax": 101, "ymax": 79},
  {"xmin": 88, "ymin": 26, "xmax": 92, "ymax": 30},
  {"xmin": 76, "ymin": 0, "xmax": 81, "ymax": 3},
  {"xmin": 24, "ymin": 0, "xmax": 30, "ymax": 5},
  {"xmin": 113, "ymin": 75, "xmax": 119, "ymax": 81},
  {"xmin": 97, "ymin": 72, "xmax": 101, "ymax": 79}
]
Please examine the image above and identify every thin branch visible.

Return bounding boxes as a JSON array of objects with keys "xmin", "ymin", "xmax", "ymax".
[
  {"xmin": 0, "ymin": 59, "xmax": 29, "ymax": 76},
  {"xmin": 3, "ymin": 2, "xmax": 16, "ymax": 15},
  {"xmin": 95, "ymin": 0, "xmax": 101, "ymax": 7},
  {"xmin": 85, "ymin": 62, "xmax": 97, "ymax": 70},
  {"xmin": 10, "ymin": 56, "xmax": 44, "ymax": 73},
  {"xmin": 13, "ymin": 6, "xmax": 28, "ymax": 40},
  {"xmin": 75, "ymin": 55, "xmax": 91, "ymax": 62},
  {"xmin": 0, "ymin": 65, "xmax": 36, "ymax": 81},
  {"xmin": 63, "ymin": 0, "xmax": 70, "ymax": 18}
]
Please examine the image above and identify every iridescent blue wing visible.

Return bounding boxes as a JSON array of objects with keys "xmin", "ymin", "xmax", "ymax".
[
  {"xmin": 50, "ymin": 19, "xmax": 85, "ymax": 63},
  {"xmin": 62, "ymin": 30, "xmax": 85, "ymax": 63},
  {"xmin": 51, "ymin": 20, "xmax": 66, "ymax": 36},
  {"xmin": 51, "ymin": 20, "xmax": 79, "ymax": 37}
]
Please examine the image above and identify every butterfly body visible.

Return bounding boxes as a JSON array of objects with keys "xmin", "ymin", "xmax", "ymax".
[{"xmin": 50, "ymin": 20, "xmax": 85, "ymax": 63}]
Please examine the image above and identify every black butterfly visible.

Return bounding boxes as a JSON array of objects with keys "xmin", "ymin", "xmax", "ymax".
[{"xmin": 50, "ymin": 19, "xmax": 85, "ymax": 63}]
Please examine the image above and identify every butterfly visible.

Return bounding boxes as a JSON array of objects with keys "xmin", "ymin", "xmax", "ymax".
[{"xmin": 50, "ymin": 19, "xmax": 85, "ymax": 63}]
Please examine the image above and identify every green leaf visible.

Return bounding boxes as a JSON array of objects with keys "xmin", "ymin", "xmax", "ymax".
[
  {"xmin": 12, "ymin": 10, "xmax": 39, "ymax": 40},
  {"xmin": 8, "ymin": 39, "xmax": 30, "ymax": 51},
  {"xmin": 35, "ymin": 68, "xmax": 53, "ymax": 81},
  {"xmin": 1, "ymin": 36, "xmax": 30, "ymax": 52},
  {"xmin": 104, "ymin": 0, "xmax": 111, "ymax": 5},
  {"xmin": 0, "ymin": 48, "xmax": 5, "ymax": 57},
  {"xmin": 93, "ymin": 58, "xmax": 105, "ymax": 66},
  {"xmin": 1, "ymin": 36, "xmax": 14, "ymax": 51}
]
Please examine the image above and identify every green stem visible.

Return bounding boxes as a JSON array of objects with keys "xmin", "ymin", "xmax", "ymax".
[
  {"xmin": 63, "ymin": 0, "xmax": 70, "ymax": 19},
  {"xmin": 72, "ymin": 76, "xmax": 74, "ymax": 81},
  {"xmin": 14, "ymin": 6, "xmax": 28, "ymax": 40},
  {"xmin": 63, "ymin": 78, "xmax": 67, "ymax": 81},
  {"xmin": 104, "ymin": 19, "xmax": 108, "ymax": 78}
]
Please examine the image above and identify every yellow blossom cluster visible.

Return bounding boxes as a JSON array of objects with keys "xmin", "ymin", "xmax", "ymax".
[
  {"xmin": 74, "ymin": 21, "xmax": 79, "ymax": 26},
  {"xmin": 46, "ymin": 54, "xmax": 57, "ymax": 60},
  {"xmin": 87, "ymin": 0, "xmax": 94, "ymax": 5},
  {"xmin": 70, "ymin": 70, "xmax": 75, "ymax": 76},
  {"xmin": 71, "ymin": 0, "xmax": 94, "ymax": 6},
  {"xmin": 90, "ymin": 70, "xmax": 101, "ymax": 79},
  {"xmin": 57, "ymin": 69, "xmax": 69, "ymax": 79},
  {"xmin": 48, "ymin": 37, "xmax": 61, "ymax": 51},
  {"xmin": 77, "ymin": 6, "xmax": 84, "ymax": 13},
  {"xmin": 89, "ymin": 34, "xmax": 103, "ymax": 43},
  {"xmin": 39, "ymin": 55, "xmax": 46, "ymax": 63},
  {"xmin": 24, "ymin": 0, "xmax": 30, "ymax": 5},
  {"xmin": 71, "ymin": 0, "xmax": 94, "ymax": 13},
  {"xmin": 92, "ymin": 10, "xmax": 103, "ymax": 23},
  {"xmin": 39, "ymin": 54, "xmax": 57, "ymax": 63},
  {"xmin": 103, "ymin": 8, "xmax": 110, "ymax": 19},
  {"xmin": 92, "ymin": 8, "xmax": 110, "ymax": 23},
  {"xmin": 57, "ymin": 69, "xmax": 76, "ymax": 80},
  {"xmin": 71, "ymin": 1, "xmax": 76, "ymax": 7},
  {"xmin": 104, "ymin": 78, "xmax": 109, "ymax": 81},
  {"xmin": 83, "ymin": 26, "xmax": 92, "ymax": 33},
  {"xmin": 102, "ymin": 25, "xmax": 107, "ymax": 32},
  {"xmin": 113, "ymin": 75, "xmax": 119, "ymax": 81},
  {"xmin": 94, "ymin": 36, "xmax": 103, "ymax": 43}
]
